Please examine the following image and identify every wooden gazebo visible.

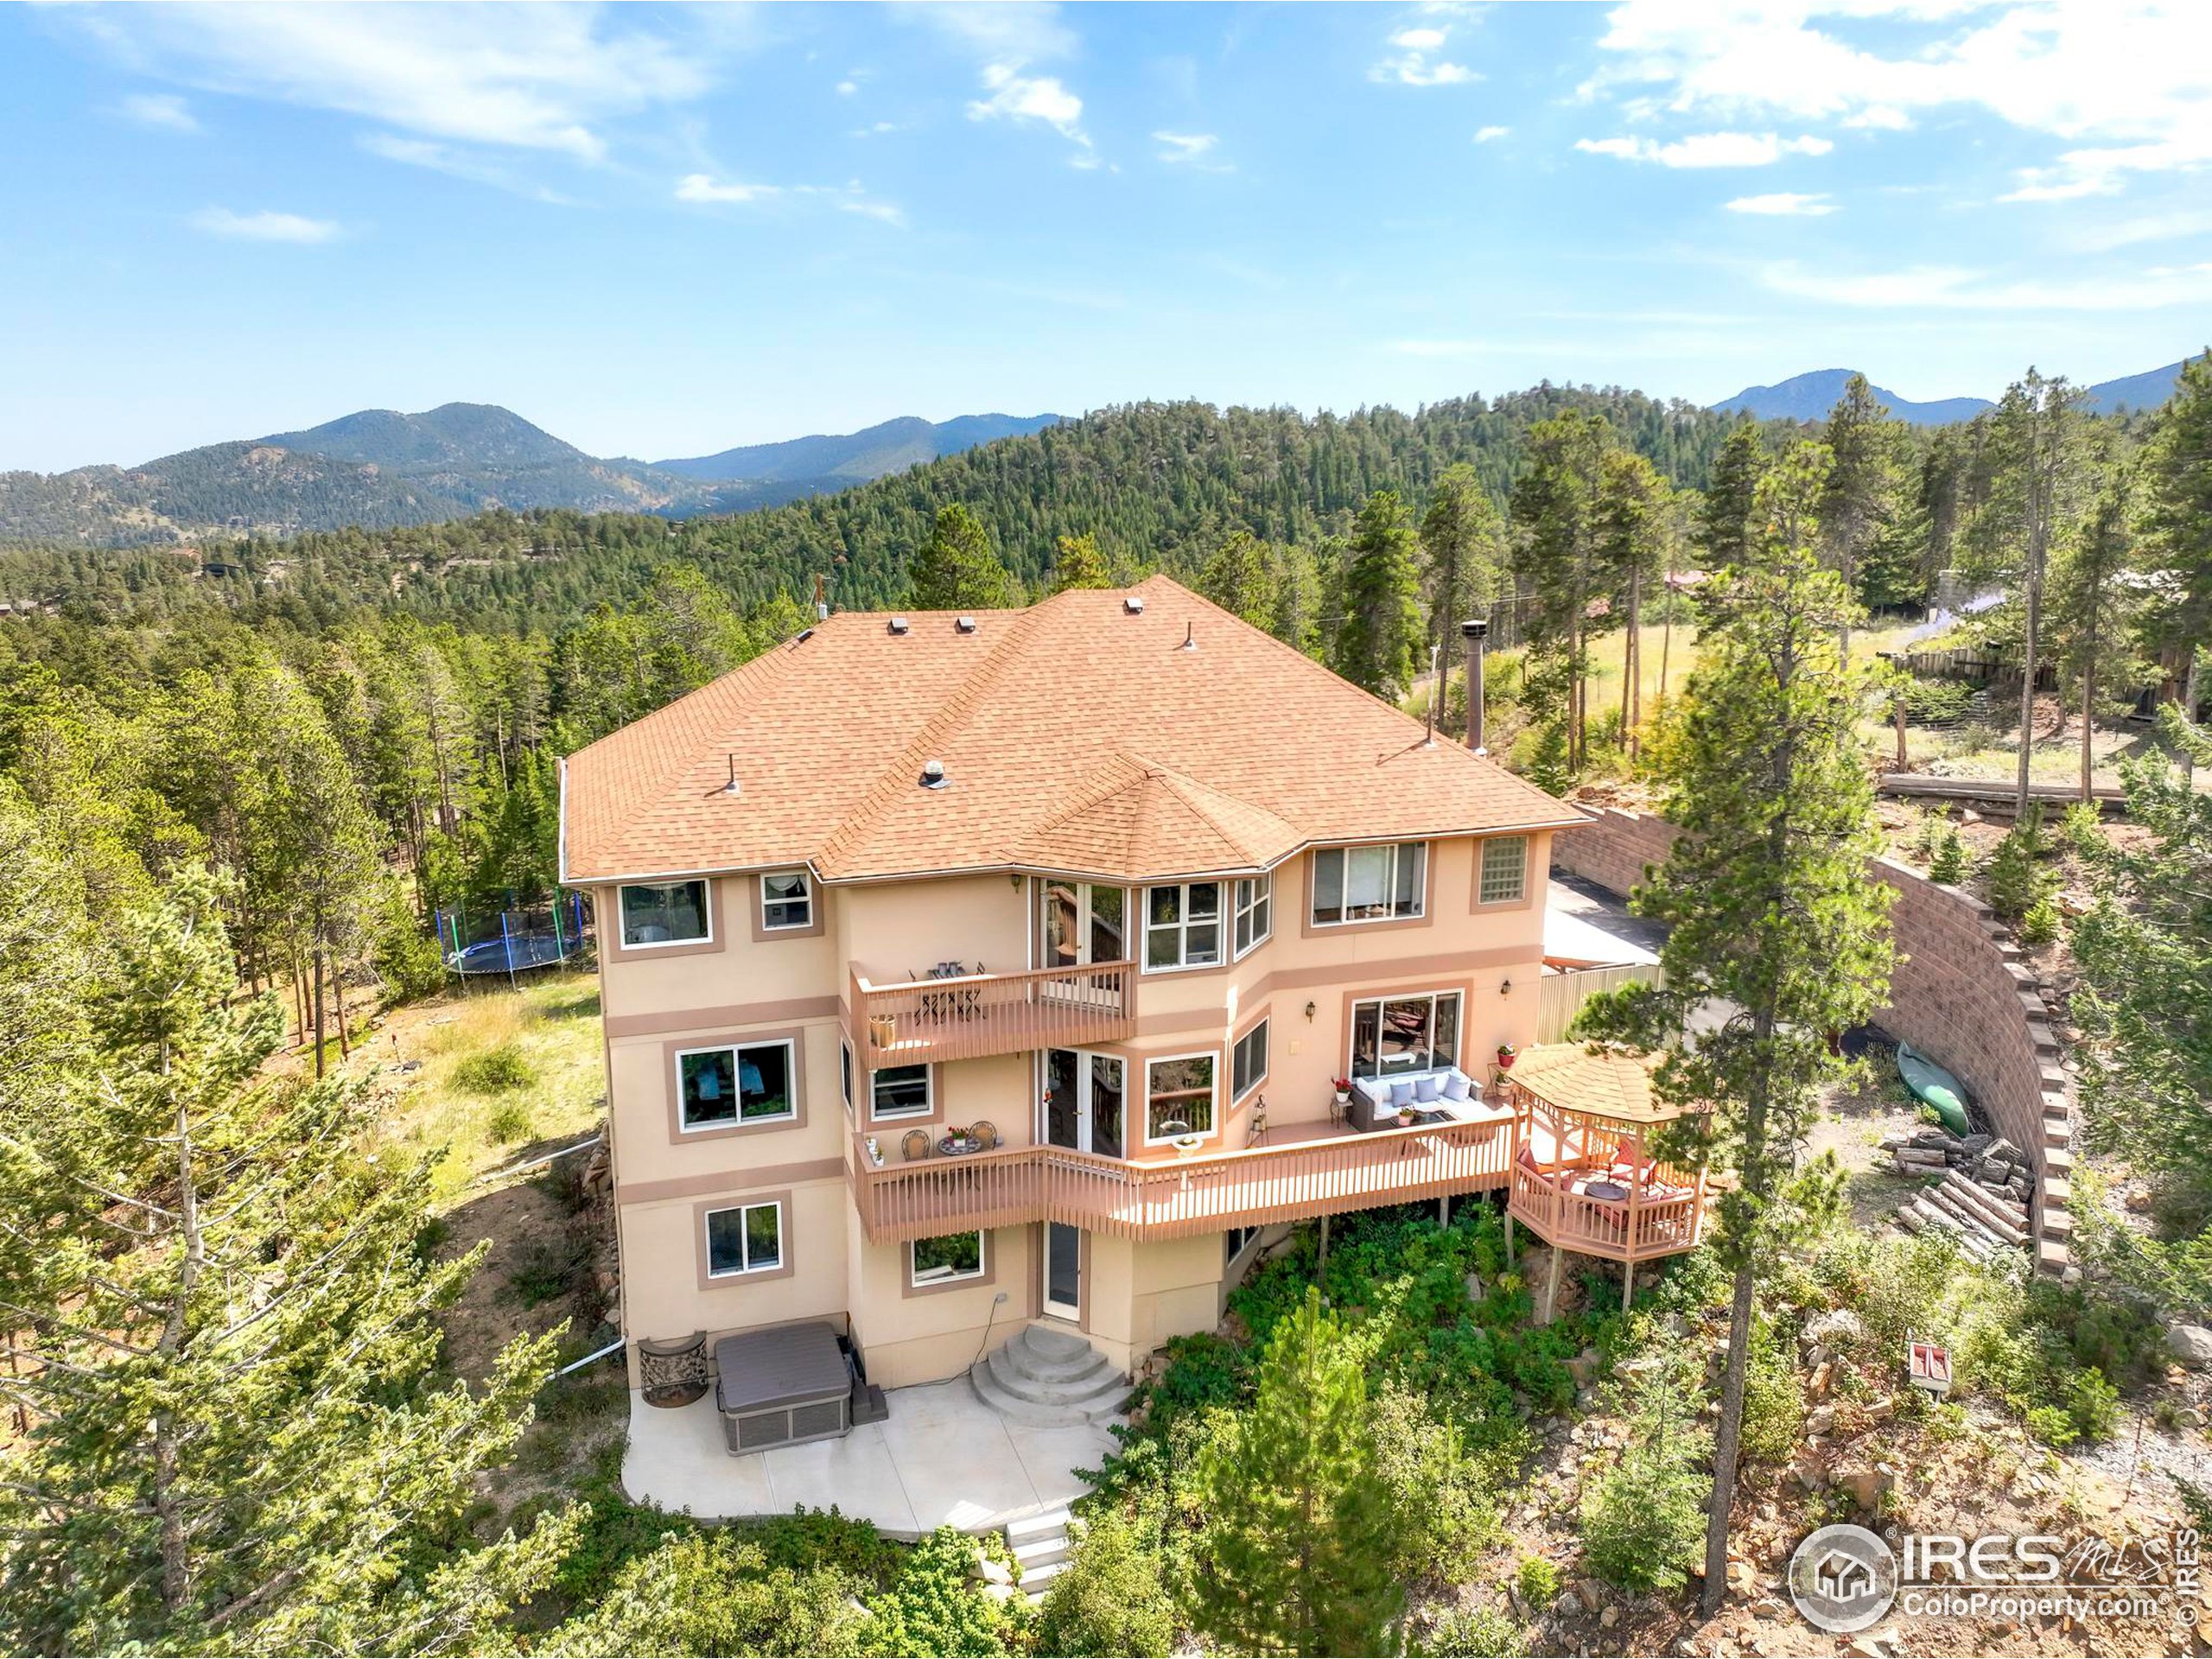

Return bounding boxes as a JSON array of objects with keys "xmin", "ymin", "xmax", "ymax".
[{"xmin": 1495, "ymin": 1043, "xmax": 1711, "ymax": 1317}]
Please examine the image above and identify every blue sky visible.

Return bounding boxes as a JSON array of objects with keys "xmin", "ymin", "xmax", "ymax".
[{"xmin": 3, "ymin": 1, "xmax": 2209, "ymax": 472}]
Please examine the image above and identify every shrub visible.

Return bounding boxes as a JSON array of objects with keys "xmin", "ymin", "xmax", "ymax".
[
  {"xmin": 454, "ymin": 1039, "xmax": 536, "ymax": 1094},
  {"xmin": 486, "ymin": 1098, "xmax": 534, "ymax": 1145},
  {"xmin": 1579, "ymin": 1354, "xmax": 1710, "ymax": 1592},
  {"xmin": 372, "ymin": 882, "xmax": 449, "ymax": 1001},
  {"xmin": 855, "ymin": 1527, "xmax": 1020, "ymax": 1657},
  {"xmin": 1370, "ymin": 1382, "xmax": 1503, "ymax": 1584},
  {"xmin": 1739, "ymin": 1319, "xmax": 1804, "ymax": 1464},
  {"xmin": 1984, "ymin": 809, "xmax": 2058, "ymax": 924},
  {"xmin": 1514, "ymin": 1554, "xmax": 1560, "ymax": 1610},
  {"xmin": 1033, "ymin": 1511, "xmax": 1177, "ymax": 1658},
  {"xmin": 2018, "ymin": 894, "xmax": 2062, "ymax": 946},
  {"xmin": 1903, "ymin": 679, "xmax": 1974, "ymax": 723},
  {"xmin": 1414, "ymin": 1604, "xmax": 1530, "ymax": 1657},
  {"xmin": 1927, "ymin": 823, "xmax": 1970, "ymax": 886},
  {"xmin": 537, "ymin": 1532, "xmax": 865, "ymax": 1657}
]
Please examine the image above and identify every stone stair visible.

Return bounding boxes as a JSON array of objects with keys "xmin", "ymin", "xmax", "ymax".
[
  {"xmin": 968, "ymin": 1324, "xmax": 1128, "ymax": 1425},
  {"xmin": 1007, "ymin": 1507, "xmax": 1073, "ymax": 1604}
]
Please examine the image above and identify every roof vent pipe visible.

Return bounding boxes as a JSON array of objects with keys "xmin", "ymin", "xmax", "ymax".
[
  {"xmin": 721, "ymin": 753, "xmax": 741, "ymax": 798},
  {"xmin": 813, "ymin": 573, "xmax": 830, "ymax": 621},
  {"xmin": 887, "ymin": 615, "xmax": 910, "ymax": 635},
  {"xmin": 1180, "ymin": 620, "xmax": 1197, "ymax": 652},
  {"xmin": 1123, "ymin": 594, "xmax": 1146, "ymax": 615},
  {"xmin": 919, "ymin": 759, "xmax": 948, "ymax": 790},
  {"xmin": 1461, "ymin": 617, "xmax": 1491, "ymax": 755},
  {"xmin": 955, "ymin": 615, "xmax": 977, "ymax": 633}
]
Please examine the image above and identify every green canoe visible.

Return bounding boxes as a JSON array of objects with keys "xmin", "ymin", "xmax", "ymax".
[{"xmin": 1897, "ymin": 1042, "xmax": 1972, "ymax": 1136}]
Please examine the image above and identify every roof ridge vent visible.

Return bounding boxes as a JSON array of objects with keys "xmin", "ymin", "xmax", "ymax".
[
  {"xmin": 919, "ymin": 759, "xmax": 949, "ymax": 790},
  {"xmin": 887, "ymin": 615, "xmax": 910, "ymax": 636},
  {"xmin": 955, "ymin": 615, "xmax": 978, "ymax": 633},
  {"xmin": 1123, "ymin": 594, "xmax": 1146, "ymax": 614}
]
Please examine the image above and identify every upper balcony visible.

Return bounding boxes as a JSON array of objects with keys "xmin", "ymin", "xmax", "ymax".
[{"xmin": 849, "ymin": 960, "xmax": 1138, "ymax": 1073}]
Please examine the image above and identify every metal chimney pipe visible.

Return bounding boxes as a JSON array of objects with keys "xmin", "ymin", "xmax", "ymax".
[{"xmin": 1460, "ymin": 617, "xmax": 1490, "ymax": 754}]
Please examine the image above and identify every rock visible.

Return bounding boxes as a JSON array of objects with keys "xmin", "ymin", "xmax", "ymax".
[
  {"xmin": 1600, "ymin": 1605, "xmax": 1621, "ymax": 1630},
  {"xmin": 1806, "ymin": 1404, "xmax": 1838, "ymax": 1436},
  {"xmin": 981, "ymin": 1580, "xmax": 1018, "ymax": 1604},
  {"xmin": 1834, "ymin": 1465, "xmax": 1896, "ymax": 1511},
  {"xmin": 2126, "ymin": 1186, "xmax": 2157, "ymax": 1213},
  {"xmin": 1865, "ymin": 1395, "xmax": 1897, "ymax": 1422},
  {"xmin": 2167, "ymin": 1324, "xmax": 2212, "ymax": 1368},
  {"xmin": 1808, "ymin": 1360, "xmax": 1833, "ymax": 1400},
  {"xmin": 1751, "ymin": 1597, "xmax": 1788, "ymax": 1620},
  {"xmin": 976, "ymin": 1555, "xmax": 1013, "ymax": 1586},
  {"xmin": 1804, "ymin": 1308, "xmax": 1864, "ymax": 1349},
  {"xmin": 1575, "ymin": 1577, "xmax": 1606, "ymax": 1611},
  {"xmin": 1961, "ymin": 1133, "xmax": 1994, "ymax": 1154}
]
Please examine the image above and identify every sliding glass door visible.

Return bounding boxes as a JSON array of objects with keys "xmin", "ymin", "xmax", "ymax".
[
  {"xmin": 1349, "ymin": 990, "xmax": 1464, "ymax": 1079},
  {"xmin": 1044, "ymin": 1048, "xmax": 1124, "ymax": 1159},
  {"xmin": 1040, "ymin": 880, "xmax": 1127, "ymax": 969}
]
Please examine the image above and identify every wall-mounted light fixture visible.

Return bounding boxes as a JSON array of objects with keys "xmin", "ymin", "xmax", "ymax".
[
  {"xmin": 1304, "ymin": 1000, "xmax": 1317, "ymax": 1021},
  {"xmin": 1499, "ymin": 977, "xmax": 1513, "ymax": 999}
]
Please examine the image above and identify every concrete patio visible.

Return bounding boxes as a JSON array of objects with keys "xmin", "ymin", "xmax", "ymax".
[{"xmin": 620, "ymin": 1376, "xmax": 1122, "ymax": 1539}]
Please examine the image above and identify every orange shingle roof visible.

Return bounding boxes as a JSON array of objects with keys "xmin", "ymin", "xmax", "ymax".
[
  {"xmin": 560, "ymin": 574, "xmax": 1580, "ymax": 885},
  {"xmin": 1509, "ymin": 1044, "xmax": 1692, "ymax": 1126}
]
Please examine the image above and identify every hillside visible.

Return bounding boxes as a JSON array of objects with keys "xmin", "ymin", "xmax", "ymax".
[
  {"xmin": 2082, "ymin": 359, "xmax": 2187, "ymax": 415},
  {"xmin": 655, "ymin": 412, "xmax": 1062, "ymax": 486},
  {"xmin": 1716, "ymin": 358, "xmax": 2194, "ymax": 425},
  {"xmin": 0, "ymin": 388, "xmax": 1739, "ymax": 629}
]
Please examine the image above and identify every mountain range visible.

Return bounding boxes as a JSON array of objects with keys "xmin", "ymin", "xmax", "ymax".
[
  {"xmin": 1713, "ymin": 360, "xmax": 2189, "ymax": 426},
  {"xmin": 0, "ymin": 405, "xmax": 1060, "ymax": 548}
]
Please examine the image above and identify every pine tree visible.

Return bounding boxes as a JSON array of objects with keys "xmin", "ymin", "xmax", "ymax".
[
  {"xmin": 2137, "ymin": 350, "xmax": 2212, "ymax": 715},
  {"xmin": 1511, "ymin": 411, "xmax": 1613, "ymax": 771},
  {"xmin": 1697, "ymin": 421, "xmax": 1770, "ymax": 569},
  {"xmin": 2047, "ymin": 462, "xmax": 2153, "ymax": 799},
  {"xmin": 1332, "ymin": 490, "xmax": 1426, "ymax": 700},
  {"xmin": 1419, "ymin": 463, "xmax": 1503, "ymax": 668},
  {"xmin": 1574, "ymin": 479, "xmax": 1894, "ymax": 1619},
  {"xmin": 1049, "ymin": 531, "xmax": 1114, "ymax": 593},
  {"xmin": 906, "ymin": 503, "xmax": 1019, "ymax": 609},
  {"xmin": 0, "ymin": 869, "xmax": 575, "ymax": 1652},
  {"xmin": 1190, "ymin": 1287, "xmax": 1401, "ymax": 1656},
  {"xmin": 1596, "ymin": 449, "xmax": 1670, "ymax": 758},
  {"xmin": 1199, "ymin": 529, "xmax": 1281, "ymax": 630},
  {"xmin": 1818, "ymin": 373, "xmax": 1905, "ymax": 651}
]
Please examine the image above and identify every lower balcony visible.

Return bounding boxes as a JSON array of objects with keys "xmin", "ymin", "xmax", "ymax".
[{"xmin": 848, "ymin": 1111, "xmax": 1517, "ymax": 1245}]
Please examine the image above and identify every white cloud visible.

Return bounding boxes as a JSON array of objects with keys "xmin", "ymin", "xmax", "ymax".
[
  {"xmin": 1762, "ymin": 258, "xmax": 2212, "ymax": 311},
  {"xmin": 76, "ymin": 3, "xmax": 733, "ymax": 162},
  {"xmin": 1473, "ymin": 124, "xmax": 1510, "ymax": 143},
  {"xmin": 1577, "ymin": 130, "xmax": 1832, "ymax": 168},
  {"xmin": 1370, "ymin": 9, "xmax": 1480, "ymax": 86},
  {"xmin": 840, "ymin": 197, "xmax": 907, "ymax": 227},
  {"xmin": 119, "ymin": 92, "xmax": 200, "ymax": 133},
  {"xmin": 836, "ymin": 79, "xmax": 858, "ymax": 97},
  {"xmin": 191, "ymin": 207, "xmax": 340, "ymax": 243},
  {"xmin": 1726, "ymin": 191, "xmax": 1838, "ymax": 215},
  {"xmin": 1392, "ymin": 28, "xmax": 1448, "ymax": 51},
  {"xmin": 2074, "ymin": 208, "xmax": 2212, "ymax": 251},
  {"xmin": 967, "ymin": 63, "xmax": 1090, "ymax": 149},
  {"xmin": 1582, "ymin": 2, "xmax": 2212, "ymax": 200},
  {"xmin": 675, "ymin": 173, "xmax": 781, "ymax": 205},
  {"xmin": 1154, "ymin": 130, "xmax": 1230, "ymax": 170}
]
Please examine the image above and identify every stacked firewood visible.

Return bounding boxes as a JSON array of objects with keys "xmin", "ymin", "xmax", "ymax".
[{"xmin": 1883, "ymin": 1129, "xmax": 2033, "ymax": 1259}]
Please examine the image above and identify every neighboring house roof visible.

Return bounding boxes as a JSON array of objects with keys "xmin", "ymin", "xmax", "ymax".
[{"xmin": 561, "ymin": 573, "xmax": 1580, "ymax": 886}]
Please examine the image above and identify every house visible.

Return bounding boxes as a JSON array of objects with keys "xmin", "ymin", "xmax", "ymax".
[{"xmin": 559, "ymin": 574, "xmax": 1594, "ymax": 1409}]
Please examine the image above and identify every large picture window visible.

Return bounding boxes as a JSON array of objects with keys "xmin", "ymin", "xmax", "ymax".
[
  {"xmin": 909, "ymin": 1230, "xmax": 986, "ymax": 1287},
  {"xmin": 677, "ymin": 1039, "xmax": 795, "ymax": 1130},
  {"xmin": 620, "ymin": 880, "xmax": 709, "ymax": 947},
  {"xmin": 1144, "ymin": 881, "xmax": 1223, "ymax": 970},
  {"xmin": 870, "ymin": 1063, "xmax": 931, "ymax": 1122},
  {"xmin": 760, "ymin": 869, "xmax": 814, "ymax": 931},
  {"xmin": 1231, "ymin": 1019, "xmax": 1269, "ymax": 1103},
  {"xmin": 1349, "ymin": 991, "xmax": 1463, "ymax": 1080},
  {"xmin": 1145, "ymin": 1053, "xmax": 1217, "ymax": 1143},
  {"xmin": 1310, "ymin": 843, "xmax": 1426, "ymax": 926},
  {"xmin": 1479, "ymin": 836, "xmax": 1529, "ymax": 905},
  {"xmin": 1233, "ymin": 874, "xmax": 1273, "ymax": 957},
  {"xmin": 704, "ymin": 1201, "xmax": 783, "ymax": 1278}
]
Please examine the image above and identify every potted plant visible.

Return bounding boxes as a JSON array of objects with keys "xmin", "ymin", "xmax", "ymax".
[
  {"xmin": 1396, "ymin": 1101, "xmax": 1418, "ymax": 1127},
  {"xmin": 1496, "ymin": 1042, "xmax": 1518, "ymax": 1071},
  {"xmin": 1332, "ymin": 1076, "xmax": 1352, "ymax": 1107}
]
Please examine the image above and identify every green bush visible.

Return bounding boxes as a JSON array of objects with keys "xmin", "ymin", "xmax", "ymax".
[
  {"xmin": 1903, "ymin": 679, "xmax": 1974, "ymax": 723},
  {"xmin": 372, "ymin": 883, "xmax": 450, "ymax": 1002},
  {"xmin": 1033, "ymin": 1511, "xmax": 1177, "ymax": 1658},
  {"xmin": 2018, "ymin": 894, "xmax": 2062, "ymax": 946},
  {"xmin": 1927, "ymin": 823, "xmax": 1970, "ymax": 886},
  {"xmin": 1370, "ymin": 1382, "xmax": 1503, "ymax": 1584},
  {"xmin": 1739, "ymin": 1319, "xmax": 1804, "ymax": 1463},
  {"xmin": 486, "ymin": 1098, "xmax": 534, "ymax": 1145},
  {"xmin": 1414, "ymin": 1604, "xmax": 1530, "ymax": 1657},
  {"xmin": 454, "ymin": 1039, "xmax": 536, "ymax": 1094},
  {"xmin": 1985, "ymin": 809, "xmax": 2058, "ymax": 924},
  {"xmin": 1514, "ymin": 1554, "xmax": 1560, "ymax": 1610},
  {"xmin": 855, "ymin": 1526, "xmax": 1021, "ymax": 1657},
  {"xmin": 537, "ymin": 1532, "xmax": 865, "ymax": 1657},
  {"xmin": 1578, "ymin": 1355, "xmax": 1710, "ymax": 1592}
]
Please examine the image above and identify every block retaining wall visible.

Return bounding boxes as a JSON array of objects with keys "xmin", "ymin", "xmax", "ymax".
[{"xmin": 1553, "ymin": 806, "xmax": 2074, "ymax": 1278}]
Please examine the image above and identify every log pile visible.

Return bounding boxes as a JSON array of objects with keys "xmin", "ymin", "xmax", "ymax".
[{"xmin": 1884, "ymin": 1128, "xmax": 2033, "ymax": 1260}]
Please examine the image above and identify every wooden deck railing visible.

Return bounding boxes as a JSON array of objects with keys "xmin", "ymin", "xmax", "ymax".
[
  {"xmin": 849, "ymin": 1115, "xmax": 1517, "ymax": 1245},
  {"xmin": 851, "ymin": 961, "xmax": 1136, "ymax": 1071},
  {"xmin": 1507, "ymin": 1160, "xmax": 1705, "ymax": 1262}
]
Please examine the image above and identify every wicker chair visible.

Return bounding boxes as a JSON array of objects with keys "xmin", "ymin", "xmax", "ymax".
[
  {"xmin": 900, "ymin": 1128, "xmax": 933, "ymax": 1162},
  {"xmin": 967, "ymin": 1119, "xmax": 1000, "ymax": 1150}
]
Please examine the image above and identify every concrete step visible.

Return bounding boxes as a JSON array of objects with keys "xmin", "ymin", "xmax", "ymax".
[
  {"xmin": 1000, "ymin": 1327, "xmax": 1114, "ymax": 1382},
  {"xmin": 1005, "ymin": 1506, "xmax": 1073, "ymax": 1543},
  {"xmin": 983, "ymin": 1344, "xmax": 1126, "ymax": 1409},
  {"xmin": 1020, "ymin": 1324, "xmax": 1093, "ymax": 1363},
  {"xmin": 970, "ymin": 1355, "xmax": 1128, "ymax": 1423},
  {"xmin": 1014, "ymin": 1535, "xmax": 1071, "ymax": 1570},
  {"xmin": 1021, "ymin": 1556, "xmax": 1068, "ymax": 1603}
]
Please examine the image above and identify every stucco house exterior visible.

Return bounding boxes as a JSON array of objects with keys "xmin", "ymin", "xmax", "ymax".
[{"xmin": 560, "ymin": 574, "xmax": 1583, "ymax": 1399}]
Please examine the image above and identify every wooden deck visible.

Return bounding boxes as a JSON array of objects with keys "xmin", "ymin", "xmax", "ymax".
[
  {"xmin": 1505, "ymin": 1158, "xmax": 1705, "ymax": 1262},
  {"xmin": 848, "ymin": 1110, "xmax": 1518, "ymax": 1244},
  {"xmin": 851, "ymin": 962, "xmax": 1135, "ymax": 1071}
]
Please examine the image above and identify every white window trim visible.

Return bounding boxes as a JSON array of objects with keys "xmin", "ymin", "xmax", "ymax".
[
  {"xmin": 840, "ymin": 1039, "xmax": 855, "ymax": 1118},
  {"xmin": 759, "ymin": 868, "xmax": 815, "ymax": 932},
  {"xmin": 618, "ymin": 879, "xmax": 713, "ymax": 950},
  {"xmin": 1231, "ymin": 1018, "xmax": 1270, "ymax": 1103},
  {"xmin": 869, "ymin": 1061, "xmax": 934, "ymax": 1123},
  {"xmin": 1478, "ymin": 836, "xmax": 1529, "ymax": 906},
  {"xmin": 703, "ymin": 1199, "xmax": 784, "ymax": 1279},
  {"xmin": 1141, "ymin": 880, "xmax": 1226, "ymax": 976},
  {"xmin": 1142, "ymin": 1051, "xmax": 1218, "ymax": 1147},
  {"xmin": 1232, "ymin": 873, "xmax": 1274, "ymax": 959},
  {"xmin": 1225, "ymin": 1224, "xmax": 1261, "ymax": 1265},
  {"xmin": 1346, "ymin": 989, "xmax": 1465, "ymax": 1081},
  {"xmin": 909, "ymin": 1230, "xmax": 988, "ymax": 1287},
  {"xmin": 674, "ymin": 1039, "xmax": 798, "ymax": 1133},
  {"xmin": 1309, "ymin": 842, "xmax": 1428, "ymax": 928}
]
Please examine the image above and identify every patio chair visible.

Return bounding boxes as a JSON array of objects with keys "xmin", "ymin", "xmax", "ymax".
[
  {"xmin": 968, "ymin": 1120, "xmax": 1000, "ymax": 1151},
  {"xmin": 900, "ymin": 1128, "xmax": 933, "ymax": 1162}
]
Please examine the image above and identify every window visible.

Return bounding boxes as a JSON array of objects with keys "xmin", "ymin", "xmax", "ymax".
[
  {"xmin": 1310, "ymin": 843, "xmax": 1426, "ymax": 926},
  {"xmin": 840, "ymin": 1041, "xmax": 855, "ymax": 1116},
  {"xmin": 704, "ymin": 1201, "xmax": 783, "ymax": 1277},
  {"xmin": 1233, "ymin": 874, "xmax": 1273, "ymax": 957},
  {"xmin": 910, "ymin": 1230, "xmax": 986, "ymax": 1286},
  {"xmin": 620, "ymin": 880, "xmax": 709, "ymax": 947},
  {"xmin": 760, "ymin": 869, "xmax": 813, "ymax": 931},
  {"xmin": 1479, "ymin": 836, "xmax": 1529, "ymax": 905},
  {"xmin": 1145, "ymin": 1053, "xmax": 1217, "ymax": 1143},
  {"xmin": 870, "ymin": 1063, "xmax": 931, "ymax": 1121},
  {"xmin": 1231, "ymin": 1019, "xmax": 1269, "ymax": 1103},
  {"xmin": 1225, "ymin": 1225, "xmax": 1259, "ymax": 1265},
  {"xmin": 1349, "ymin": 991, "xmax": 1463, "ymax": 1081},
  {"xmin": 677, "ymin": 1040, "xmax": 795, "ymax": 1130},
  {"xmin": 1144, "ymin": 881, "xmax": 1222, "ymax": 970}
]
